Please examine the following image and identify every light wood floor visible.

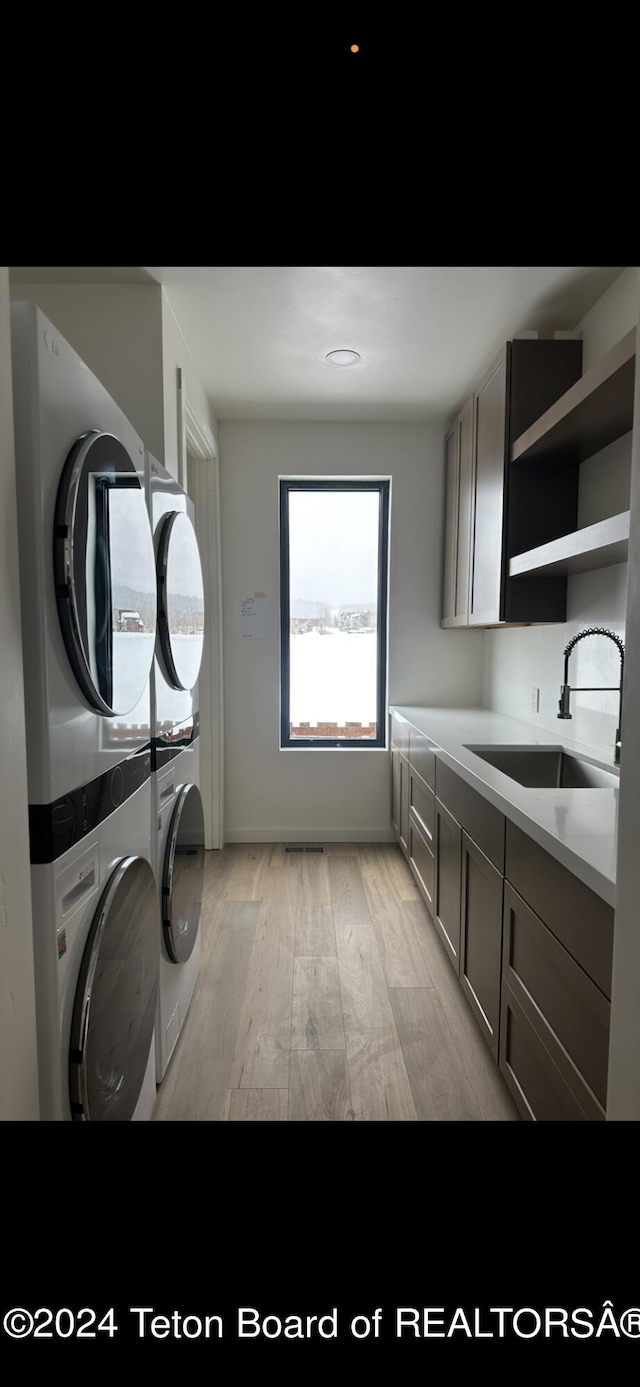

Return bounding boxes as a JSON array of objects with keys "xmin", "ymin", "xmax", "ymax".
[{"xmin": 153, "ymin": 843, "xmax": 519, "ymax": 1122}]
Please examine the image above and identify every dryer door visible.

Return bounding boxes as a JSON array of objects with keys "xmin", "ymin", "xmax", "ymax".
[
  {"xmin": 69, "ymin": 856, "xmax": 159, "ymax": 1121},
  {"xmin": 54, "ymin": 430, "xmax": 157, "ymax": 715},
  {"xmin": 156, "ymin": 510, "xmax": 205, "ymax": 691},
  {"xmin": 162, "ymin": 783, "xmax": 205, "ymax": 964}
]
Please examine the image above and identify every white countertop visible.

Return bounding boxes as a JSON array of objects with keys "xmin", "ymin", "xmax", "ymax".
[{"xmin": 389, "ymin": 706, "xmax": 619, "ymax": 907}]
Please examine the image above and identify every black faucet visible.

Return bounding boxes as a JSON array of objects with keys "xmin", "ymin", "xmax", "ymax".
[{"xmin": 557, "ymin": 626, "xmax": 625, "ymax": 766}]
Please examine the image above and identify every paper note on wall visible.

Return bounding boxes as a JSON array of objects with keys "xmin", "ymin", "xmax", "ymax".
[{"xmin": 239, "ymin": 595, "xmax": 272, "ymax": 638}]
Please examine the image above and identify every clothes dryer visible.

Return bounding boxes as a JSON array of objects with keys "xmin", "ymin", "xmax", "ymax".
[
  {"xmin": 10, "ymin": 303, "xmax": 160, "ymax": 1119},
  {"xmin": 146, "ymin": 452, "xmax": 205, "ymax": 1079}
]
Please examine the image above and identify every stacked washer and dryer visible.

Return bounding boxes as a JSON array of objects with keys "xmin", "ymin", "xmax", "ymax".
[
  {"xmin": 10, "ymin": 303, "xmax": 206, "ymax": 1120},
  {"xmin": 146, "ymin": 453, "xmax": 205, "ymax": 1081}
]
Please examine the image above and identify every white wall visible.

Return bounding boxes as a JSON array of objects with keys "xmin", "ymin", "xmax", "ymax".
[
  {"xmin": 10, "ymin": 282, "xmax": 165, "ymax": 460},
  {"xmin": 219, "ymin": 421, "xmax": 484, "ymax": 841},
  {"xmin": 483, "ymin": 267, "xmax": 639, "ymax": 757},
  {"xmin": 161, "ymin": 291, "xmax": 218, "ymax": 485},
  {"xmin": 608, "ymin": 304, "xmax": 640, "ymax": 1117},
  {"xmin": 0, "ymin": 267, "xmax": 39, "ymax": 1119},
  {"xmin": 579, "ymin": 265, "xmax": 639, "ymax": 372}
]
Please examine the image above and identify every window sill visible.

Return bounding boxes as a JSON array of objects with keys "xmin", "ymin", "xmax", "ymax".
[{"xmin": 280, "ymin": 743, "xmax": 389, "ymax": 752}]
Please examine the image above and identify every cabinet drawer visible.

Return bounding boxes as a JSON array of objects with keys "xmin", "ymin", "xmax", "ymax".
[
  {"xmin": 409, "ymin": 728, "xmax": 436, "ymax": 790},
  {"xmin": 409, "ymin": 769, "xmax": 434, "ymax": 844},
  {"xmin": 505, "ymin": 821, "xmax": 614, "ymax": 997},
  {"xmin": 434, "ymin": 797, "xmax": 462, "ymax": 970},
  {"xmin": 409, "ymin": 819, "xmax": 434, "ymax": 915},
  {"xmin": 390, "ymin": 714, "xmax": 409, "ymax": 753},
  {"xmin": 503, "ymin": 883, "xmax": 609, "ymax": 1111},
  {"xmin": 499, "ymin": 980, "xmax": 603, "ymax": 1121},
  {"xmin": 460, "ymin": 833, "xmax": 504, "ymax": 1060},
  {"xmin": 435, "ymin": 759, "xmax": 505, "ymax": 873}
]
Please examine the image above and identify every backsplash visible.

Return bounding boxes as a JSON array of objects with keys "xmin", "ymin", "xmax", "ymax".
[{"xmin": 483, "ymin": 562, "xmax": 627, "ymax": 756}]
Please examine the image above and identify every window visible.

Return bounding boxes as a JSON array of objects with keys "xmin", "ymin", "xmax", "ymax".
[{"xmin": 279, "ymin": 479, "xmax": 390, "ymax": 748}]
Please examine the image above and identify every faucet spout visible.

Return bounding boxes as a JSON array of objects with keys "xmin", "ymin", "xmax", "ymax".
[{"xmin": 557, "ymin": 627, "xmax": 625, "ymax": 766}]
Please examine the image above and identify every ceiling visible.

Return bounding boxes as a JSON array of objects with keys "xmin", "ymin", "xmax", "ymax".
[{"xmin": 10, "ymin": 266, "xmax": 623, "ymax": 422}]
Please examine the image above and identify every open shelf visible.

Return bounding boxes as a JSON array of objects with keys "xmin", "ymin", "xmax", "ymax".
[
  {"xmin": 509, "ymin": 511, "xmax": 630, "ymax": 578},
  {"xmin": 511, "ymin": 328, "xmax": 636, "ymax": 465}
]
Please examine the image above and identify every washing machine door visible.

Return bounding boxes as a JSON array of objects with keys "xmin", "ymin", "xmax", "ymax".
[
  {"xmin": 156, "ymin": 510, "xmax": 205, "ymax": 691},
  {"xmin": 54, "ymin": 430, "xmax": 157, "ymax": 716},
  {"xmin": 69, "ymin": 856, "xmax": 159, "ymax": 1121},
  {"xmin": 162, "ymin": 783, "xmax": 205, "ymax": 964}
]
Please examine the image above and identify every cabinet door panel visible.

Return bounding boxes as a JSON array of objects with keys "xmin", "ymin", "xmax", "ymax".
[
  {"xmin": 441, "ymin": 424, "xmax": 459, "ymax": 625},
  {"xmin": 469, "ymin": 349, "xmax": 508, "ymax": 626},
  {"xmin": 399, "ymin": 754, "xmax": 409, "ymax": 858},
  {"xmin": 499, "ymin": 981, "xmax": 600, "ymax": 1122},
  {"xmin": 460, "ymin": 834, "xmax": 504, "ymax": 1058},
  {"xmin": 434, "ymin": 797, "xmax": 462, "ymax": 970},
  {"xmin": 505, "ymin": 821, "xmax": 613, "ymax": 996},
  {"xmin": 409, "ymin": 768, "xmax": 434, "ymax": 844},
  {"xmin": 391, "ymin": 749, "xmax": 401, "ymax": 836},
  {"xmin": 409, "ymin": 728, "xmax": 436, "ymax": 791},
  {"xmin": 504, "ymin": 883, "xmax": 609, "ymax": 1111},
  {"xmin": 409, "ymin": 818, "xmax": 435, "ymax": 915},
  {"xmin": 454, "ymin": 398, "xmax": 474, "ymax": 622}
]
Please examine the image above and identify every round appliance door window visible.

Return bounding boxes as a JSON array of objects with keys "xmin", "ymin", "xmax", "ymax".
[
  {"xmin": 69, "ymin": 856, "xmax": 159, "ymax": 1121},
  {"xmin": 156, "ymin": 511, "xmax": 205, "ymax": 691},
  {"xmin": 163, "ymin": 783, "xmax": 205, "ymax": 964},
  {"xmin": 54, "ymin": 431, "xmax": 157, "ymax": 716}
]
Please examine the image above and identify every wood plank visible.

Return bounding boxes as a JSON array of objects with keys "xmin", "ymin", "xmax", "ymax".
[
  {"xmin": 268, "ymin": 844, "xmax": 287, "ymax": 866},
  {"xmin": 291, "ymin": 956, "xmax": 345, "ymax": 1050},
  {"xmin": 153, "ymin": 901, "xmax": 259, "ymax": 1121},
  {"xmin": 228, "ymin": 866, "xmax": 296, "ymax": 1089},
  {"xmin": 224, "ymin": 843, "xmax": 271, "ymax": 901},
  {"xmin": 380, "ymin": 842, "xmax": 421, "ymax": 902},
  {"xmin": 199, "ymin": 848, "xmax": 235, "ymax": 958},
  {"xmin": 410, "ymin": 907, "xmax": 520, "ymax": 1121},
  {"xmin": 224, "ymin": 1089, "xmax": 289, "ymax": 1121},
  {"xmin": 359, "ymin": 846, "xmax": 435, "ymax": 987},
  {"xmin": 288, "ymin": 1051, "xmax": 353, "ymax": 1121},
  {"xmin": 389, "ymin": 987, "xmax": 480, "ymax": 1120},
  {"xmin": 324, "ymin": 842, "xmax": 358, "ymax": 856},
  {"xmin": 329, "ymin": 857, "xmax": 417, "ymax": 1121},
  {"xmin": 509, "ymin": 510, "xmax": 630, "ymax": 578},
  {"xmin": 294, "ymin": 853, "xmax": 336, "ymax": 956}
]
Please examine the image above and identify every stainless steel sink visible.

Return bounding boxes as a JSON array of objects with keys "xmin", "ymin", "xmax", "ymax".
[{"xmin": 464, "ymin": 745, "xmax": 620, "ymax": 790}]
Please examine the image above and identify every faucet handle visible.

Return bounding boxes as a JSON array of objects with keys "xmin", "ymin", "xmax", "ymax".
[{"xmin": 558, "ymin": 684, "xmax": 572, "ymax": 720}]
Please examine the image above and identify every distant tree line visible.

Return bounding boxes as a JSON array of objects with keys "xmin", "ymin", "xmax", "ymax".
[{"xmin": 291, "ymin": 606, "xmax": 376, "ymax": 635}]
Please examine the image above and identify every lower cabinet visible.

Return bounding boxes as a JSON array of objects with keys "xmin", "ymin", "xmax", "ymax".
[
  {"xmin": 391, "ymin": 749, "xmax": 401, "ymax": 836},
  {"xmin": 499, "ymin": 883, "xmax": 609, "ymax": 1121},
  {"xmin": 460, "ymin": 832, "xmax": 504, "ymax": 1060},
  {"xmin": 499, "ymin": 984, "xmax": 594, "ymax": 1121},
  {"xmin": 400, "ymin": 754, "xmax": 410, "ymax": 858},
  {"xmin": 390, "ymin": 728, "xmax": 611, "ymax": 1120},
  {"xmin": 409, "ymin": 817, "xmax": 434, "ymax": 915},
  {"xmin": 391, "ymin": 749, "xmax": 410, "ymax": 859},
  {"xmin": 433, "ymin": 797, "xmax": 462, "ymax": 970}
]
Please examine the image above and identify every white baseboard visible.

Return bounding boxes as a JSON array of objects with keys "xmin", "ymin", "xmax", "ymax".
[{"xmin": 224, "ymin": 827, "xmax": 396, "ymax": 844}]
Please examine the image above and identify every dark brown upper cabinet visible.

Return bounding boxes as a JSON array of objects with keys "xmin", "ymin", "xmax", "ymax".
[
  {"xmin": 441, "ymin": 397, "xmax": 474, "ymax": 626},
  {"xmin": 442, "ymin": 339, "xmax": 584, "ymax": 628}
]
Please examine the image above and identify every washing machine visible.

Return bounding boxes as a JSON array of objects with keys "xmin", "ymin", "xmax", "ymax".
[
  {"xmin": 146, "ymin": 452, "xmax": 206, "ymax": 1080},
  {"xmin": 30, "ymin": 781, "xmax": 159, "ymax": 1121},
  {"xmin": 10, "ymin": 302, "xmax": 160, "ymax": 1120}
]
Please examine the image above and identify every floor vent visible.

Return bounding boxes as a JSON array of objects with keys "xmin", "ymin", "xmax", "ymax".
[{"xmin": 285, "ymin": 845, "xmax": 325, "ymax": 854}]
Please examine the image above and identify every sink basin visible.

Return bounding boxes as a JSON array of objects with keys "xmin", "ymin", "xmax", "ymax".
[{"xmin": 464, "ymin": 745, "xmax": 619, "ymax": 790}]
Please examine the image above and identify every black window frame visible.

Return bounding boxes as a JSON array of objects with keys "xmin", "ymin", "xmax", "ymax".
[{"xmin": 279, "ymin": 478, "xmax": 390, "ymax": 750}]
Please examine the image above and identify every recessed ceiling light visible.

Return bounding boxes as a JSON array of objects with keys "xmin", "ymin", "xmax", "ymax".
[{"xmin": 325, "ymin": 349, "xmax": 361, "ymax": 367}]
